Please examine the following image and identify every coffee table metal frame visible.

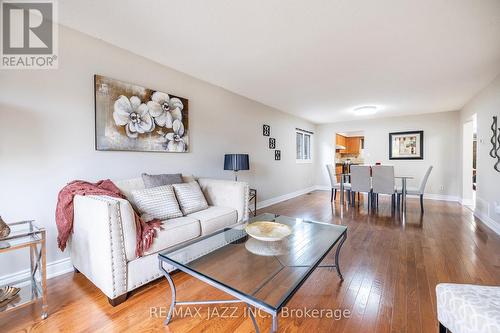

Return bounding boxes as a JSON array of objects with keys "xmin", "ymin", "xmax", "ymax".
[{"xmin": 158, "ymin": 215, "xmax": 347, "ymax": 333}]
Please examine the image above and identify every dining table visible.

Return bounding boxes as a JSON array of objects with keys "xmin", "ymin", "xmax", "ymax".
[{"xmin": 335, "ymin": 172, "xmax": 414, "ymax": 222}]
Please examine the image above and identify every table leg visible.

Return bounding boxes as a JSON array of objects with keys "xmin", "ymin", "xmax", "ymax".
[
  {"xmin": 340, "ymin": 175, "xmax": 344, "ymax": 206},
  {"xmin": 254, "ymin": 190, "xmax": 257, "ymax": 217},
  {"xmin": 162, "ymin": 268, "xmax": 177, "ymax": 325},
  {"xmin": 271, "ymin": 313, "xmax": 278, "ymax": 333},
  {"xmin": 335, "ymin": 232, "xmax": 347, "ymax": 281},
  {"xmin": 41, "ymin": 230, "xmax": 48, "ymax": 319},
  {"xmin": 246, "ymin": 304, "xmax": 261, "ymax": 333},
  {"xmin": 402, "ymin": 178, "xmax": 407, "ymax": 223}
]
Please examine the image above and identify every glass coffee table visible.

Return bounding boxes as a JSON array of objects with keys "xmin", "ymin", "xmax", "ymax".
[{"xmin": 158, "ymin": 213, "xmax": 347, "ymax": 332}]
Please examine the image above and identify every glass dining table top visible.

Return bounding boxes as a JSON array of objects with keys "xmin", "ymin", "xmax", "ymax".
[{"xmin": 159, "ymin": 213, "xmax": 347, "ymax": 312}]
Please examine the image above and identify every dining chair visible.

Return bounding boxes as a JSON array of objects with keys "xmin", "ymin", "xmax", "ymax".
[
  {"xmin": 349, "ymin": 165, "xmax": 372, "ymax": 209},
  {"xmin": 371, "ymin": 165, "xmax": 397, "ymax": 211},
  {"xmin": 326, "ymin": 164, "xmax": 351, "ymax": 204},
  {"xmin": 397, "ymin": 166, "xmax": 433, "ymax": 213}
]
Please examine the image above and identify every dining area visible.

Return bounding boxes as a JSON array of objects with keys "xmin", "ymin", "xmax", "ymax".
[{"xmin": 326, "ymin": 164, "xmax": 433, "ymax": 222}]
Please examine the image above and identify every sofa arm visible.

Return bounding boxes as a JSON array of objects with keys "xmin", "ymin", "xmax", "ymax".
[
  {"xmin": 70, "ymin": 195, "xmax": 136, "ymax": 300},
  {"xmin": 198, "ymin": 178, "xmax": 249, "ymax": 222}
]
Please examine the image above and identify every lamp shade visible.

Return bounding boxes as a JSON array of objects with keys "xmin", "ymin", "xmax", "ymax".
[{"xmin": 224, "ymin": 154, "xmax": 249, "ymax": 171}]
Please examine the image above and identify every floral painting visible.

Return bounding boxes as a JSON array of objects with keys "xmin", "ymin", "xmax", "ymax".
[{"xmin": 94, "ymin": 75, "xmax": 189, "ymax": 152}]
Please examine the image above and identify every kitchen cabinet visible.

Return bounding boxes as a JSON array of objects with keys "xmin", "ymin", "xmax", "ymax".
[
  {"xmin": 346, "ymin": 137, "xmax": 362, "ymax": 154},
  {"xmin": 336, "ymin": 134, "xmax": 346, "ymax": 149}
]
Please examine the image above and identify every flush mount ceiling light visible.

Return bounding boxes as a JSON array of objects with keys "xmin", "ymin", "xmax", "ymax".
[{"xmin": 353, "ymin": 106, "xmax": 378, "ymax": 116}]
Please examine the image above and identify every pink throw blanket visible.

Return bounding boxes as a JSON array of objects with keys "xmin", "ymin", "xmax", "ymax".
[{"xmin": 56, "ymin": 179, "xmax": 162, "ymax": 257}]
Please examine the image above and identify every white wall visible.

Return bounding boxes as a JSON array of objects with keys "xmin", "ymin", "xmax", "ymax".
[
  {"xmin": 0, "ymin": 26, "xmax": 316, "ymax": 277},
  {"xmin": 315, "ymin": 111, "xmax": 461, "ymax": 199},
  {"xmin": 461, "ymin": 121, "xmax": 474, "ymax": 206},
  {"xmin": 459, "ymin": 74, "xmax": 500, "ymax": 234}
]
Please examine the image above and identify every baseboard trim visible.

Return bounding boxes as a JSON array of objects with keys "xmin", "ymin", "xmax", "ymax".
[
  {"xmin": 0, "ymin": 257, "xmax": 73, "ymax": 286},
  {"xmin": 474, "ymin": 210, "xmax": 500, "ymax": 235},
  {"xmin": 313, "ymin": 186, "xmax": 460, "ymax": 202},
  {"xmin": 257, "ymin": 186, "xmax": 317, "ymax": 210},
  {"xmin": 460, "ymin": 198, "xmax": 474, "ymax": 206}
]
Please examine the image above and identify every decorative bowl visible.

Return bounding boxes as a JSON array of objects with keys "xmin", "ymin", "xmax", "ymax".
[
  {"xmin": 245, "ymin": 221, "xmax": 292, "ymax": 242},
  {"xmin": 245, "ymin": 238, "xmax": 289, "ymax": 256}
]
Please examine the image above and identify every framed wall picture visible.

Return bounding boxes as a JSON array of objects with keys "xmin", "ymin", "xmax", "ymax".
[
  {"xmin": 389, "ymin": 131, "xmax": 424, "ymax": 160},
  {"xmin": 94, "ymin": 75, "xmax": 189, "ymax": 152},
  {"xmin": 275, "ymin": 150, "xmax": 281, "ymax": 160},
  {"xmin": 263, "ymin": 124, "xmax": 270, "ymax": 136},
  {"xmin": 269, "ymin": 138, "xmax": 276, "ymax": 149}
]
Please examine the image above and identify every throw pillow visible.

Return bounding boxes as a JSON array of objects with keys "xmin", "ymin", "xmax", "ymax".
[
  {"xmin": 131, "ymin": 185, "xmax": 183, "ymax": 222},
  {"xmin": 142, "ymin": 173, "xmax": 183, "ymax": 188},
  {"xmin": 173, "ymin": 182, "xmax": 209, "ymax": 215}
]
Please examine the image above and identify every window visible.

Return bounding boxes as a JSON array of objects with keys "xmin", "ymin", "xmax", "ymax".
[{"xmin": 296, "ymin": 129, "xmax": 313, "ymax": 162}]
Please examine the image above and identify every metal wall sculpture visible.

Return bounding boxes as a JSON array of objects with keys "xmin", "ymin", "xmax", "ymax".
[{"xmin": 490, "ymin": 116, "xmax": 500, "ymax": 172}]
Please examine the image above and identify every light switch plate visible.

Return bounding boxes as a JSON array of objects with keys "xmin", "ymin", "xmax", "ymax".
[{"xmin": 495, "ymin": 202, "xmax": 500, "ymax": 215}]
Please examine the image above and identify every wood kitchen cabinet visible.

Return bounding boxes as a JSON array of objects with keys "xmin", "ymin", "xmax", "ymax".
[
  {"xmin": 336, "ymin": 134, "xmax": 346, "ymax": 148},
  {"xmin": 346, "ymin": 137, "xmax": 362, "ymax": 154}
]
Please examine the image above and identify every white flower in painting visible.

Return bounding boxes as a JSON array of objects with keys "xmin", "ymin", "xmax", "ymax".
[
  {"xmin": 113, "ymin": 95, "xmax": 155, "ymax": 138},
  {"xmin": 147, "ymin": 92, "xmax": 183, "ymax": 128},
  {"xmin": 158, "ymin": 119, "xmax": 188, "ymax": 152}
]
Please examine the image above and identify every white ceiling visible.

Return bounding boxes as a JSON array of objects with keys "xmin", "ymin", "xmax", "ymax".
[{"xmin": 58, "ymin": 0, "xmax": 500, "ymax": 124}]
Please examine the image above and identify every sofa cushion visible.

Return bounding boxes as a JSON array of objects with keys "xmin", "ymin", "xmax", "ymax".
[
  {"xmin": 131, "ymin": 185, "xmax": 183, "ymax": 222},
  {"xmin": 142, "ymin": 173, "xmax": 183, "ymax": 188},
  {"xmin": 173, "ymin": 182, "xmax": 209, "ymax": 215},
  {"xmin": 142, "ymin": 216, "xmax": 201, "ymax": 256},
  {"xmin": 114, "ymin": 175, "xmax": 195, "ymax": 205},
  {"xmin": 114, "ymin": 178, "xmax": 145, "ymax": 207},
  {"xmin": 187, "ymin": 206, "xmax": 238, "ymax": 235}
]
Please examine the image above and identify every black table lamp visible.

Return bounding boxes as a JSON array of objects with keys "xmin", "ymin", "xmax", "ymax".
[{"xmin": 224, "ymin": 154, "xmax": 249, "ymax": 181}]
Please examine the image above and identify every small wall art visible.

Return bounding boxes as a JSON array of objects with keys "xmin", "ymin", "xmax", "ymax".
[
  {"xmin": 263, "ymin": 124, "xmax": 270, "ymax": 136},
  {"xmin": 275, "ymin": 150, "xmax": 281, "ymax": 160},
  {"xmin": 269, "ymin": 138, "xmax": 276, "ymax": 149}
]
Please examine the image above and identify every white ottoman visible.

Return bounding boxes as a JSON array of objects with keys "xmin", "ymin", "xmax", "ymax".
[{"xmin": 436, "ymin": 283, "xmax": 500, "ymax": 333}]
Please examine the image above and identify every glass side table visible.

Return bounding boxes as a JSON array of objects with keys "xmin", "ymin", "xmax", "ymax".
[{"xmin": 0, "ymin": 220, "xmax": 47, "ymax": 319}]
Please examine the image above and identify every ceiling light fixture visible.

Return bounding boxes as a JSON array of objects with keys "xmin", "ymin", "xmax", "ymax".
[{"xmin": 353, "ymin": 106, "xmax": 378, "ymax": 116}]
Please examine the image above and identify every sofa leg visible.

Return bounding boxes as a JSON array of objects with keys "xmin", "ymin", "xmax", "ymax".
[
  {"xmin": 438, "ymin": 322, "xmax": 447, "ymax": 333},
  {"xmin": 420, "ymin": 194, "xmax": 424, "ymax": 213},
  {"xmin": 73, "ymin": 266, "xmax": 80, "ymax": 273},
  {"xmin": 108, "ymin": 293, "xmax": 128, "ymax": 307}
]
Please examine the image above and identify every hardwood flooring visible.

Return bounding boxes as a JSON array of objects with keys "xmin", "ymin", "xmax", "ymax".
[{"xmin": 2, "ymin": 191, "xmax": 500, "ymax": 332}]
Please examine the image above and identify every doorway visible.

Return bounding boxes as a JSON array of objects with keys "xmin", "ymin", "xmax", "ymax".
[{"xmin": 462, "ymin": 115, "xmax": 477, "ymax": 209}]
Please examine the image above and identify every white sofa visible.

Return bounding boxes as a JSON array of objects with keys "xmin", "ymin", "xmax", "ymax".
[{"xmin": 69, "ymin": 176, "xmax": 249, "ymax": 306}]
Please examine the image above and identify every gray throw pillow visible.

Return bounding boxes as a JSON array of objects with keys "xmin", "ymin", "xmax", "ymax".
[
  {"xmin": 131, "ymin": 185, "xmax": 183, "ymax": 222},
  {"xmin": 173, "ymin": 182, "xmax": 209, "ymax": 215},
  {"xmin": 142, "ymin": 173, "xmax": 183, "ymax": 188}
]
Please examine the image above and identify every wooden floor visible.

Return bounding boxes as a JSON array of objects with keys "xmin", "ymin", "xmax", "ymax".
[{"xmin": 2, "ymin": 191, "xmax": 500, "ymax": 333}]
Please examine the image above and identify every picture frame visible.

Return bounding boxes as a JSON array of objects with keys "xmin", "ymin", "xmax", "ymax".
[
  {"xmin": 275, "ymin": 150, "xmax": 281, "ymax": 160},
  {"xmin": 94, "ymin": 75, "xmax": 189, "ymax": 152},
  {"xmin": 389, "ymin": 130, "xmax": 424, "ymax": 160},
  {"xmin": 263, "ymin": 124, "xmax": 270, "ymax": 136},
  {"xmin": 269, "ymin": 138, "xmax": 276, "ymax": 149}
]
